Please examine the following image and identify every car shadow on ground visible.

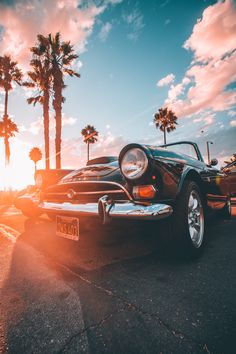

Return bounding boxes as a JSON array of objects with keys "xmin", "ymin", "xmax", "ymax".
[
  {"xmin": 20, "ymin": 217, "xmax": 167, "ymax": 271},
  {"xmin": 1, "ymin": 211, "xmax": 236, "ymax": 353},
  {"xmin": 14, "ymin": 209, "xmax": 235, "ymax": 272}
]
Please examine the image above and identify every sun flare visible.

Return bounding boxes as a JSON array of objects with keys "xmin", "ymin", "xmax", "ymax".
[{"xmin": 0, "ymin": 139, "xmax": 37, "ymax": 190}]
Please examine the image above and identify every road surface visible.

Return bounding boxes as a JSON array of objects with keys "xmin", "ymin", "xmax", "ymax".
[{"xmin": 0, "ymin": 205, "xmax": 236, "ymax": 354}]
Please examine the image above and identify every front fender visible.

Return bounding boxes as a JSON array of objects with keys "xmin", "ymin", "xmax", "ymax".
[{"xmin": 177, "ymin": 167, "xmax": 206, "ymax": 198}]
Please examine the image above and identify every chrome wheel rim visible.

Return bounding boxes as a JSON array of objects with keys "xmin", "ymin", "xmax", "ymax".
[{"xmin": 188, "ymin": 190, "xmax": 204, "ymax": 248}]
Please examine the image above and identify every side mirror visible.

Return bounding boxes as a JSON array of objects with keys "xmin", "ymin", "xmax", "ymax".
[{"xmin": 210, "ymin": 158, "xmax": 218, "ymax": 166}]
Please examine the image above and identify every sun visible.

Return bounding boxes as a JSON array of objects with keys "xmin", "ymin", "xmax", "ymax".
[{"xmin": 0, "ymin": 139, "xmax": 37, "ymax": 190}]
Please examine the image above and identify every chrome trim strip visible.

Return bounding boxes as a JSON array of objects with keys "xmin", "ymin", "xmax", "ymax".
[
  {"xmin": 39, "ymin": 200, "xmax": 173, "ymax": 221},
  {"xmin": 45, "ymin": 189, "xmax": 124, "ymax": 196},
  {"xmin": 207, "ymin": 193, "xmax": 227, "ymax": 201},
  {"xmin": 40, "ymin": 202, "xmax": 99, "ymax": 216},
  {"xmin": 58, "ymin": 181, "xmax": 133, "ymax": 200}
]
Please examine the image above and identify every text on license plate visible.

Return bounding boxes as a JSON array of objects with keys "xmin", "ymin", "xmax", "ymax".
[{"xmin": 56, "ymin": 216, "xmax": 79, "ymax": 241}]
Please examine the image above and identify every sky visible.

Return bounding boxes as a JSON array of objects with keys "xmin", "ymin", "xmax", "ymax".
[{"xmin": 0, "ymin": 0, "xmax": 236, "ymax": 189}]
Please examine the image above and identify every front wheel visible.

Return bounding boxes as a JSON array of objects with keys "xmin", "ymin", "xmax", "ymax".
[{"xmin": 171, "ymin": 180, "xmax": 205, "ymax": 258}]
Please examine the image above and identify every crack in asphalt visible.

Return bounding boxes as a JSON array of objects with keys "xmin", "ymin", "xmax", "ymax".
[
  {"xmin": 57, "ymin": 307, "xmax": 126, "ymax": 354},
  {"xmin": 52, "ymin": 259, "xmax": 212, "ymax": 354}
]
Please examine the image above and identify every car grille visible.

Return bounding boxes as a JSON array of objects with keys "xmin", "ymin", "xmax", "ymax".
[{"xmin": 43, "ymin": 181, "xmax": 131, "ymax": 203}]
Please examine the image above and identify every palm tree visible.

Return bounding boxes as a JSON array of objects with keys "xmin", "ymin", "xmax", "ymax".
[
  {"xmin": 0, "ymin": 117, "xmax": 18, "ymax": 165},
  {"xmin": 29, "ymin": 147, "xmax": 42, "ymax": 172},
  {"xmin": 0, "ymin": 55, "xmax": 22, "ymax": 165},
  {"xmin": 81, "ymin": 125, "xmax": 99, "ymax": 162},
  {"xmin": 153, "ymin": 107, "xmax": 178, "ymax": 145},
  {"xmin": 33, "ymin": 33, "xmax": 80, "ymax": 169},
  {"xmin": 24, "ymin": 45, "xmax": 52, "ymax": 170}
]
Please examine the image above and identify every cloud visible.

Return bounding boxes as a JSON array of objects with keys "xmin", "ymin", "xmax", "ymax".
[
  {"xmin": 202, "ymin": 113, "xmax": 215, "ymax": 127},
  {"xmin": 62, "ymin": 132, "xmax": 128, "ymax": 168},
  {"xmin": 164, "ymin": 76, "xmax": 190, "ymax": 102},
  {"xmin": 193, "ymin": 117, "xmax": 202, "ymax": 123},
  {"xmin": 20, "ymin": 113, "xmax": 77, "ymax": 136},
  {"xmin": 169, "ymin": 51, "xmax": 236, "ymax": 117},
  {"xmin": 99, "ymin": 22, "xmax": 112, "ymax": 42},
  {"xmin": 157, "ymin": 73, "xmax": 175, "ymax": 87},
  {"xmin": 62, "ymin": 116, "xmax": 77, "ymax": 126},
  {"xmin": 230, "ymin": 120, "xmax": 236, "ymax": 127},
  {"xmin": 0, "ymin": 0, "xmax": 107, "ymax": 68},
  {"xmin": 164, "ymin": 0, "xmax": 236, "ymax": 118},
  {"xmin": 167, "ymin": 83, "xmax": 184, "ymax": 101},
  {"xmin": 123, "ymin": 8, "xmax": 145, "ymax": 41},
  {"xmin": 184, "ymin": 0, "xmax": 236, "ymax": 62},
  {"xmin": 182, "ymin": 77, "xmax": 191, "ymax": 85},
  {"xmin": 76, "ymin": 60, "xmax": 83, "ymax": 70},
  {"xmin": 164, "ymin": 19, "xmax": 170, "ymax": 26},
  {"xmin": 108, "ymin": 0, "xmax": 123, "ymax": 4},
  {"xmin": 63, "ymin": 121, "xmax": 235, "ymax": 169},
  {"xmin": 192, "ymin": 113, "xmax": 215, "ymax": 130},
  {"xmin": 160, "ymin": 0, "xmax": 170, "ymax": 8},
  {"xmin": 228, "ymin": 110, "xmax": 236, "ymax": 117}
]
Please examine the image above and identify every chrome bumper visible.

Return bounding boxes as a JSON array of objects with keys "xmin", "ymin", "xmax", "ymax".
[
  {"xmin": 39, "ymin": 195, "xmax": 173, "ymax": 225},
  {"xmin": 15, "ymin": 194, "xmax": 40, "ymax": 210}
]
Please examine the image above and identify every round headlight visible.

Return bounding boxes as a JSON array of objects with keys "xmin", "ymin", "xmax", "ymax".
[
  {"xmin": 35, "ymin": 174, "xmax": 43, "ymax": 188},
  {"xmin": 121, "ymin": 148, "xmax": 148, "ymax": 179}
]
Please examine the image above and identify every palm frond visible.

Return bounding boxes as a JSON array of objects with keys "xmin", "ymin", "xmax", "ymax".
[
  {"xmin": 62, "ymin": 54, "xmax": 78, "ymax": 65},
  {"xmin": 0, "ymin": 54, "xmax": 23, "ymax": 91},
  {"xmin": 81, "ymin": 124, "xmax": 99, "ymax": 144},
  {"xmin": 27, "ymin": 95, "xmax": 42, "ymax": 106}
]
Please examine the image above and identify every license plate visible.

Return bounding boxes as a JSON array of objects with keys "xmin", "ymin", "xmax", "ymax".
[{"xmin": 56, "ymin": 216, "xmax": 79, "ymax": 241}]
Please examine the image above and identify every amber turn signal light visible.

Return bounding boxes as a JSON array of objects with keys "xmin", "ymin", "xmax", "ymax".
[{"xmin": 133, "ymin": 185, "xmax": 156, "ymax": 199}]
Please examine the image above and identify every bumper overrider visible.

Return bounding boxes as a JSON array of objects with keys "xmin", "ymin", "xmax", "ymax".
[{"xmin": 15, "ymin": 194, "xmax": 173, "ymax": 224}]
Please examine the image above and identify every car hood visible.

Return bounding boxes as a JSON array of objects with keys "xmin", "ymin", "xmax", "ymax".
[{"xmin": 60, "ymin": 161, "xmax": 124, "ymax": 184}]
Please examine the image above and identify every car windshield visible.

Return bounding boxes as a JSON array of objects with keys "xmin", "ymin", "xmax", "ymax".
[{"xmin": 164, "ymin": 143, "xmax": 199, "ymax": 160}]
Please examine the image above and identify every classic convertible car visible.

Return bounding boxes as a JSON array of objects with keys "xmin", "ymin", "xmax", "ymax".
[{"xmin": 15, "ymin": 141, "xmax": 234, "ymax": 257}]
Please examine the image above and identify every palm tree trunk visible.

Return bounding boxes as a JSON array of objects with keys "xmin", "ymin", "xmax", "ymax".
[
  {"xmin": 87, "ymin": 142, "xmax": 90, "ymax": 163},
  {"xmin": 4, "ymin": 136, "xmax": 10, "ymax": 166},
  {"xmin": 4, "ymin": 89, "xmax": 10, "ymax": 165},
  {"xmin": 55, "ymin": 106, "xmax": 62, "ymax": 169},
  {"xmin": 4, "ymin": 89, "xmax": 8, "ymax": 117},
  {"xmin": 164, "ymin": 128, "xmax": 167, "ymax": 145},
  {"xmin": 43, "ymin": 89, "xmax": 50, "ymax": 170},
  {"xmin": 53, "ymin": 67, "xmax": 62, "ymax": 169}
]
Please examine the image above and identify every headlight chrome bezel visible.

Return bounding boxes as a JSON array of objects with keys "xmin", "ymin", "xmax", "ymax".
[{"xmin": 120, "ymin": 147, "xmax": 149, "ymax": 180}]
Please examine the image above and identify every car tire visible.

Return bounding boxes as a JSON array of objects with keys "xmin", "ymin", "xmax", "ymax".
[
  {"xmin": 219, "ymin": 198, "xmax": 231, "ymax": 219},
  {"xmin": 171, "ymin": 180, "xmax": 205, "ymax": 259}
]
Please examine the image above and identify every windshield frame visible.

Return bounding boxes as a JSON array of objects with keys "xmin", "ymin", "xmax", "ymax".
[{"xmin": 160, "ymin": 141, "xmax": 204, "ymax": 162}]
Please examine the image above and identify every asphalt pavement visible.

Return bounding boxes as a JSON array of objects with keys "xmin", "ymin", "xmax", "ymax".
[{"xmin": 0, "ymin": 205, "xmax": 236, "ymax": 354}]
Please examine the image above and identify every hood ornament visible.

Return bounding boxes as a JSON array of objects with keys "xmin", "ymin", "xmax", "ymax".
[{"xmin": 67, "ymin": 189, "xmax": 76, "ymax": 199}]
